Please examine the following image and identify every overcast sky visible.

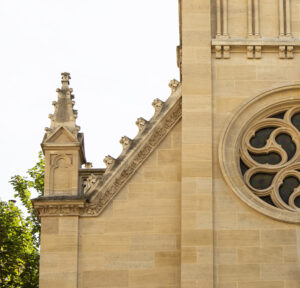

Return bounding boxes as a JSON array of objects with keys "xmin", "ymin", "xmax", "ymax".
[{"xmin": 0, "ymin": 0, "xmax": 179, "ymax": 201}]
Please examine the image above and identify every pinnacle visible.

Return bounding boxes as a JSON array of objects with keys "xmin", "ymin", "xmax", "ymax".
[
  {"xmin": 44, "ymin": 72, "xmax": 80, "ymax": 139},
  {"xmin": 61, "ymin": 72, "xmax": 71, "ymax": 89}
]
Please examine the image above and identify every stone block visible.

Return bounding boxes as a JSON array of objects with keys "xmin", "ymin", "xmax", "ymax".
[
  {"xmin": 216, "ymin": 230, "xmax": 259, "ymax": 247},
  {"xmin": 82, "ymin": 270, "xmax": 128, "ymax": 287},
  {"xmin": 217, "ymin": 264, "xmax": 260, "ymax": 280},
  {"xmin": 261, "ymin": 230, "xmax": 297, "ymax": 246},
  {"xmin": 182, "ymin": 229, "xmax": 213, "ymax": 246}
]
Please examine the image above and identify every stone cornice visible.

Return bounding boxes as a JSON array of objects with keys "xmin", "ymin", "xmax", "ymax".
[
  {"xmin": 212, "ymin": 37, "xmax": 300, "ymax": 46},
  {"xmin": 32, "ymin": 198, "xmax": 85, "ymax": 219}
]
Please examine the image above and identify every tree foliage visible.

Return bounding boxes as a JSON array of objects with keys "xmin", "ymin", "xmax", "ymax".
[{"xmin": 0, "ymin": 152, "xmax": 44, "ymax": 287}]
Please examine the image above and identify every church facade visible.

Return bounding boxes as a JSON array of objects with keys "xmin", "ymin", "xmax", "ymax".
[{"xmin": 33, "ymin": 1, "xmax": 300, "ymax": 287}]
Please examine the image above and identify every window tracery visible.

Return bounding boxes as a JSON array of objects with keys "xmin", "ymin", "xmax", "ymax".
[
  {"xmin": 219, "ymin": 85, "xmax": 300, "ymax": 223},
  {"xmin": 240, "ymin": 108, "xmax": 300, "ymax": 211}
]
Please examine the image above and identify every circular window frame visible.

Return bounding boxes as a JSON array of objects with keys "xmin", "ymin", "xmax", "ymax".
[{"xmin": 219, "ymin": 84, "xmax": 300, "ymax": 223}]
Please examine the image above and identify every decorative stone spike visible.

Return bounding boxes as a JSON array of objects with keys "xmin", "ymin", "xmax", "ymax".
[
  {"xmin": 61, "ymin": 72, "xmax": 70, "ymax": 88},
  {"xmin": 44, "ymin": 127, "xmax": 52, "ymax": 134},
  {"xmin": 136, "ymin": 117, "xmax": 147, "ymax": 132},
  {"xmin": 103, "ymin": 155, "xmax": 115, "ymax": 169},
  {"xmin": 84, "ymin": 162, "xmax": 93, "ymax": 169},
  {"xmin": 168, "ymin": 79, "xmax": 180, "ymax": 92},
  {"xmin": 73, "ymin": 110, "xmax": 78, "ymax": 118},
  {"xmin": 45, "ymin": 72, "xmax": 80, "ymax": 139},
  {"xmin": 152, "ymin": 98, "xmax": 164, "ymax": 115},
  {"xmin": 120, "ymin": 136, "xmax": 132, "ymax": 150}
]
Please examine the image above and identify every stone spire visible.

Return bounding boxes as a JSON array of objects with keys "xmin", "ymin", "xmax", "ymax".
[{"xmin": 45, "ymin": 72, "xmax": 80, "ymax": 139}]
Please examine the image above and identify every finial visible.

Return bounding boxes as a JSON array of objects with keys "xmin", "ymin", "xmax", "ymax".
[
  {"xmin": 103, "ymin": 155, "xmax": 115, "ymax": 169},
  {"xmin": 120, "ymin": 136, "xmax": 132, "ymax": 150},
  {"xmin": 61, "ymin": 72, "xmax": 71, "ymax": 89},
  {"xmin": 84, "ymin": 162, "xmax": 93, "ymax": 169},
  {"xmin": 136, "ymin": 117, "xmax": 147, "ymax": 132},
  {"xmin": 44, "ymin": 72, "xmax": 80, "ymax": 140},
  {"xmin": 152, "ymin": 98, "xmax": 164, "ymax": 115},
  {"xmin": 168, "ymin": 79, "xmax": 180, "ymax": 93}
]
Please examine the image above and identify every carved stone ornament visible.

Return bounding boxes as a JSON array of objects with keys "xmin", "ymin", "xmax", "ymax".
[
  {"xmin": 103, "ymin": 155, "xmax": 115, "ymax": 170},
  {"xmin": 219, "ymin": 84, "xmax": 300, "ymax": 223},
  {"xmin": 83, "ymin": 83, "xmax": 182, "ymax": 216},
  {"xmin": 168, "ymin": 79, "xmax": 180, "ymax": 92},
  {"xmin": 44, "ymin": 72, "xmax": 81, "ymax": 141},
  {"xmin": 33, "ymin": 199, "xmax": 85, "ymax": 219},
  {"xmin": 135, "ymin": 117, "xmax": 148, "ymax": 132},
  {"xmin": 120, "ymin": 136, "xmax": 132, "ymax": 155},
  {"xmin": 83, "ymin": 174, "xmax": 97, "ymax": 194},
  {"xmin": 152, "ymin": 98, "xmax": 164, "ymax": 115}
]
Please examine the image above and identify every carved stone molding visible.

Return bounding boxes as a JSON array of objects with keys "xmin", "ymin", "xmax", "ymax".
[
  {"xmin": 219, "ymin": 84, "xmax": 300, "ymax": 223},
  {"xmin": 32, "ymin": 199, "xmax": 85, "ymax": 219},
  {"xmin": 82, "ymin": 84, "xmax": 182, "ymax": 216},
  {"xmin": 212, "ymin": 38, "xmax": 298, "ymax": 59}
]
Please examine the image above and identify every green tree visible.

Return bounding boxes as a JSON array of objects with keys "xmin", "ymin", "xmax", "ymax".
[{"xmin": 0, "ymin": 152, "xmax": 44, "ymax": 287}]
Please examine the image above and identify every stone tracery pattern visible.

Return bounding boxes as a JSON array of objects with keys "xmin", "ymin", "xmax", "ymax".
[{"xmin": 240, "ymin": 106, "xmax": 300, "ymax": 212}]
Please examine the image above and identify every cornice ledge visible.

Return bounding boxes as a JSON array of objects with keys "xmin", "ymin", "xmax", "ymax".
[
  {"xmin": 32, "ymin": 196, "xmax": 86, "ymax": 219},
  {"xmin": 82, "ymin": 84, "xmax": 182, "ymax": 217},
  {"xmin": 212, "ymin": 37, "xmax": 300, "ymax": 46}
]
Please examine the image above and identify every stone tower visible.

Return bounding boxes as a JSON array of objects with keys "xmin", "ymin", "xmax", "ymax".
[{"xmin": 34, "ymin": 1, "xmax": 300, "ymax": 287}]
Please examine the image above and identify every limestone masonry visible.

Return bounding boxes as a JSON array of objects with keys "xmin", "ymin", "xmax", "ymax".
[{"xmin": 33, "ymin": 1, "xmax": 300, "ymax": 287}]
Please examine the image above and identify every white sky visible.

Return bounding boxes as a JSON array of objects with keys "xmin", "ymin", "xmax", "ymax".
[{"xmin": 0, "ymin": 0, "xmax": 179, "ymax": 201}]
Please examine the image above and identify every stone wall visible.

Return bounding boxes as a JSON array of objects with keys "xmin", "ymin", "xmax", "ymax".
[
  {"xmin": 213, "ymin": 56, "xmax": 300, "ymax": 288},
  {"xmin": 78, "ymin": 122, "xmax": 182, "ymax": 288}
]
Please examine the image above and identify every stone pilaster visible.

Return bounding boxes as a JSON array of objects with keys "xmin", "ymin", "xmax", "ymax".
[{"xmin": 181, "ymin": 1, "xmax": 213, "ymax": 287}]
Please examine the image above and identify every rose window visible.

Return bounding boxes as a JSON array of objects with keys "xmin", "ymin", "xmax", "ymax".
[
  {"xmin": 219, "ymin": 86, "xmax": 300, "ymax": 223},
  {"xmin": 240, "ymin": 107, "xmax": 300, "ymax": 212}
]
